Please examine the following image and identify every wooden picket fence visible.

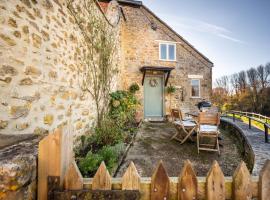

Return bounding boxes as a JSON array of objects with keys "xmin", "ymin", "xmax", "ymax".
[{"xmin": 38, "ymin": 127, "xmax": 270, "ymax": 200}]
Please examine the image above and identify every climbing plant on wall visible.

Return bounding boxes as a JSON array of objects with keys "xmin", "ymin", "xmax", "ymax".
[{"xmin": 67, "ymin": 0, "xmax": 119, "ymax": 127}]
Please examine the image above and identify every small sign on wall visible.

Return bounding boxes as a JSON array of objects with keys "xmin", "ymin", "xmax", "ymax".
[{"xmin": 188, "ymin": 75, "xmax": 203, "ymax": 79}]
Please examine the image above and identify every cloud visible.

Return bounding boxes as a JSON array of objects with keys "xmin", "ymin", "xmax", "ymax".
[
  {"xmin": 159, "ymin": 14, "xmax": 246, "ymax": 44},
  {"xmin": 217, "ymin": 34, "xmax": 246, "ymax": 44}
]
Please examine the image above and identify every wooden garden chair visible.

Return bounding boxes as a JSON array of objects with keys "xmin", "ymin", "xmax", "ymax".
[
  {"xmin": 197, "ymin": 112, "xmax": 220, "ymax": 155},
  {"xmin": 171, "ymin": 109, "xmax": 197, "ymax": 144}
]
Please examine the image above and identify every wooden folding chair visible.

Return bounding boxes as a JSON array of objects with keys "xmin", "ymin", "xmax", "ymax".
[
  {"xmin": 171, "ymin": 109, "xmax": 197, "ymax": 144},
  {"xmin": 197, "ymin": 112, "xmax": 220, "ymax": 154}
]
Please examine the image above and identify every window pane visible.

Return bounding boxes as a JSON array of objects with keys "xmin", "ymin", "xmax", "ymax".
[
  {"xmin": 191, "ymin": 80, "xmax": 200, "ymax": 97},
  {"xmin": 160, "ymin": 44, "xmax": 167, "ymax": 60},
  {"xmin": 168, "ymin": 44, "xmax": 175, "ymax": 60}
]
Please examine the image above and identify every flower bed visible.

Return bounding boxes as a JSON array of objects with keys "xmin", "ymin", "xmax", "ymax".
[{"xmin": 75, "ymin": 87, "xmax": 140, "ymax": 177}]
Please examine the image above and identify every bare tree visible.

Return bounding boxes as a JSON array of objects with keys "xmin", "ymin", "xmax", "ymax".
[
  {"xmin": 238, "ymin": 71, "xmax": 247, "ymax": 93},
  {"xmin": 215, "ymin": 75, "xmax": 229, "ymax": 93},
  {"xmin": 247, "ymin": 67, "xmax": 259, "ymax": 111},
  {"xmin": 257, "ymin": 65, "xmax": 269, "ymax": 89},
  {"xmin": 230, "ymin": 73, "xmax": 239, "ymax": 94}
]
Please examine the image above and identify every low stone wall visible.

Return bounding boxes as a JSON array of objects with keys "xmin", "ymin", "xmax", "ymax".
[
  {"xmin": 220, "ymin": 119, "xmax": 255, "ymax": 172},
  {"xmin": 0, "ymin": 135, "xmax": 42, "ymax": 200}
]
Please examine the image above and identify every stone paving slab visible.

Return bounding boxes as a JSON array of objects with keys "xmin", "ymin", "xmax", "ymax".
[
  {"xmin": 116, "ymin": 122, "xmax": 243, "ymax": 177},
  {"xmin": 221, "ymin": 117, "xmax": 270, "ymax": 175}
]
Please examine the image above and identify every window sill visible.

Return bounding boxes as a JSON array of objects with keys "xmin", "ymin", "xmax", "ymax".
[
  {"xmin": 190, "ymin": 97, "xmax": 201, "ymax": 99},
  {"xmin": 159, "ymin": 59, "xmax": 177, "ymax": 62}
]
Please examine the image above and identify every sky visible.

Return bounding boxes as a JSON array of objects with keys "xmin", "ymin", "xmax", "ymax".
[{"xmin": 142, "ymin": 0, "xmax": 270, "ymax": 81}]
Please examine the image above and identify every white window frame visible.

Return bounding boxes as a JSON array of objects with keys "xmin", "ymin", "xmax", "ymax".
[
  {"xmin": 159, "ymin": 42, "xmax": 176, "ymax": 61},
  {"xmin": 191, "ymin": 79, "xmax": 201, "ymax": 98}
]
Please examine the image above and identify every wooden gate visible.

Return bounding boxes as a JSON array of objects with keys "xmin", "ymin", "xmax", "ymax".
[{"xmin": 38, "ymin": 128, "xmax": 270, "ymax": 200}]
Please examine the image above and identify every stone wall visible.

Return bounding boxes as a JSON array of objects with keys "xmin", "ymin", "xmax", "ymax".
[
  {"xmin": 0, "ymin": 0, "xmax": 120, "ymax": 135},
  {"xmin": 119, "ymin": 4, "xmax": 213, "ymax": 117},
  {"xmin": 220, "ymin": 120, "xmax": 255, "ymax": 172},
  {"xmin": 0, "ymin": 135, "xmax": 42, "ymax": 200}
]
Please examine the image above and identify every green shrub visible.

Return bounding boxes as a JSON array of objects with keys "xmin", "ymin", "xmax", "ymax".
[
  {"xmin": 99, "ymin": 143, "xmax": 125, "ymax": 171},
  {"xmin": 94, "ymin": 116, "xmax": 124, "ymax": 146},
  {"xmin": 78, "ymin": 143, "xmax": 125, "ymax": 177},
  {"xmin": 110, "ymin": 90, "xmax": 138, "ymax": 128},
  {"xmin": 78, "ymin": 151, "xmax": 103, "ymax": 176},
  {"xmin": 75, "ymin": 89, "xmax": 139, "ymax": 177},
  {"xmin": 129, "ymin": 83, "xmax": 140, "ymax": 94}
]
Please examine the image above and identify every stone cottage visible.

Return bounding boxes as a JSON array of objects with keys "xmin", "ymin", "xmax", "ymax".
[
  {"xmin": 100, "ymin": 0, "xmax": 213, "ymax": 120},
  {"xmin": 0, "ymin": 0, "xmax": 213, "ymax": 199},
  {"xmin": 0, "ymin": 0, "xmax": 213, "ymax": 136}
]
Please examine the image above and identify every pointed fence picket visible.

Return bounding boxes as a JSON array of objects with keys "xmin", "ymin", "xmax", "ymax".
[
  {"xmin": 178, "ymin": 160, "xmax": 198, "ymax": 200},
  {"xmin": 206, "ymin": 161, "xmax": 225, "ymax": 200},
  {"xmin": 150, "ymin": 161, "xmax": 170, "ymax": 200},
  {"xmin": 38, "ymin": 128, "xmax": 270, "ymax": 200},
  {"xmin": 232, "ymin": 161, "xmax": 252, "ymax": 200}
]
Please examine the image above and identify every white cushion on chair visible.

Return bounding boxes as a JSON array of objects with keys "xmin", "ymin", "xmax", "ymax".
[
  {"xmin": 200, "ymin": 125, "xmax": 218, "ymax": 132},
  {"xmin": 174, "ymin": 120, "xmax": 196, "ymax": 127},
  {"xmin": 183, "ymin": 116, "xmax": 193, "ymax": 121}
]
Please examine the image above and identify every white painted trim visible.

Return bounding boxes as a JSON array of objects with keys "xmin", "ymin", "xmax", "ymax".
[
  {"xmin": 159, "ymin": 42, "xmax": 176, "ymax": 61},
  {"xmin": 191, "ymin": 79, "xmax": 201, "ymax": 98},
  {"xmin": 156, "ymin": 40, "xmax": 182, "ymax": 44},
  {"xmin": 188, "ymin": 74, "xmax": 203, "ymax": 79}
]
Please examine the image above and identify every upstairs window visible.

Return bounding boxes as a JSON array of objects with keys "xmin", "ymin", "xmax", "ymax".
[
  {"xmin": 159, "ymin": 42, "xmax": 176, "ymax": 61},
  {"xmin": 191, "ymin": 79, "xmax": 200, "ymax": 98}
]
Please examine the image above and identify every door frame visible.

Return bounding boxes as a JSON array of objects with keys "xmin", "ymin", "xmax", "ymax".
[{"xmin": 143, "ymin": 74, "xmax": 165, "ymax": 119}]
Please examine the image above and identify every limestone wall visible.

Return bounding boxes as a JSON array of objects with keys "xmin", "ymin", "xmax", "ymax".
[
  {"xmin": 0, "ymin": 0, "xmax": 120, "ymax": 135},
  {"xmin": 119, "ymin": 4, "xmax": 213, "ymax": 117}
]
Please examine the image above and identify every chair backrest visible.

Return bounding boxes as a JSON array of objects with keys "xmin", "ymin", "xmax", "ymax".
[
  {"xmin": 198, "ymin": 112, "xmax": 220, "ymax": 125},
  {"xmin": 171, "ymin": 109, "xmax": 183, "ymax": 121}
]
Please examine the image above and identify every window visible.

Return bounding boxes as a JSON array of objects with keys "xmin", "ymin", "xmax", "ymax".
[
  {"xmin": 191, "ymin": 79, "xmax": 200, "ymax": 98},
  {"xmin": 159, "ymin": 42, "xmax": 176, "ymax": 61}
]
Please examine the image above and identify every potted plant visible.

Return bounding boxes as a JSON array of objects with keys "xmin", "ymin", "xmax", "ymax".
[{"xmin": 167, "ymin": 84, "xmax": 176, "ymax": 115}]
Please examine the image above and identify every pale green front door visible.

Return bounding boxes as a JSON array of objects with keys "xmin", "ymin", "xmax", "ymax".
[{"xmin": 144, "ymin": 76, "xmax": 164, "ymax": 118}]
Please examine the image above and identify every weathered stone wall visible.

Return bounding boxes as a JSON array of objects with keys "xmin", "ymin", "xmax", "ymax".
[
  {"xmin": 220, "ymin": 120, "xmax": 255, "ymax": 172},
  {"xmin": 119, "ymin": 4, "xmax": 213, "ymax": 117},
  {"xmin": 0, "ymin": 135, "xmax": 42, "ymax": 200},
  {"xmin": 0, "ymin": 0, "xmax": 120, "ymax": 135}
]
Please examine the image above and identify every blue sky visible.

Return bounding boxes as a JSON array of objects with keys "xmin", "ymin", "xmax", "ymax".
[{"xmin": 142, "ymin": 0, "xmax": 270, "ymax": 80}]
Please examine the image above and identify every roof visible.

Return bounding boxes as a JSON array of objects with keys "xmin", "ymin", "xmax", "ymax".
[
  {"xmin": 140, "ymin": 66, "xmax": 175, "ymax": 72},
  {"xmin": 140, "ymin": 66, "xmax": 175, "ymax": 86},
  {"xmin": 117, "ymin": 0, "xmax": 142, "ymax": 6}
]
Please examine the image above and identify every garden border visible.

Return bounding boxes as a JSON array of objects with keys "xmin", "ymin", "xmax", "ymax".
[{"xmin": 112, "ymin": 121, "xmax": 143, "ymax": 176}]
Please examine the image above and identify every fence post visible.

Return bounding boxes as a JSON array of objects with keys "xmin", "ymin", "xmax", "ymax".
[
  {"xmin": 264, "ymin": 124, "xmax": 269, "ymax": 143},
  {"xmin": 249, "ymin": 118, "xmax": 251, "ymax": 129},
  {"xmin": 233, "ymin": 113, "xmax": 235, "ymax": 122}
]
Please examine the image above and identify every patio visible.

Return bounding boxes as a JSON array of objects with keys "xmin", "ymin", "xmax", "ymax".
[{"xmin": 116, "ymin": 122, "xmax": 244, "ymax": 177}]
